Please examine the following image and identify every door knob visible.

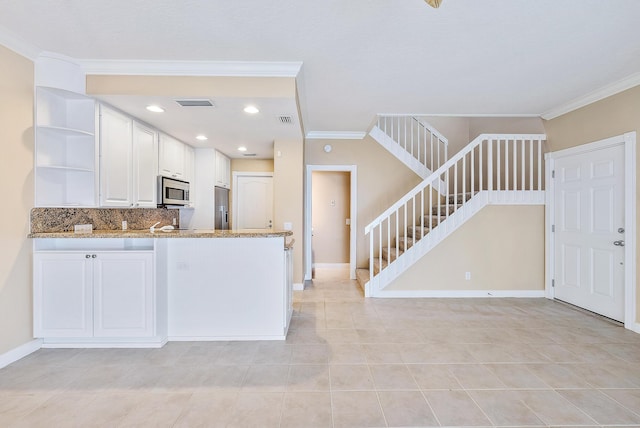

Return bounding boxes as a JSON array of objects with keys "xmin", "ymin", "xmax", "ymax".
[{"xmin": 613, "ymin": 240, "xmax": 625, "ymax": 247}]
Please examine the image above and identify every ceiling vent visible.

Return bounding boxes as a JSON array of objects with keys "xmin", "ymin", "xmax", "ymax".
[
  {"xmin": 175, "ymin": 99, "xmax": 215, "ymax": 107},
  {"xmin": 243, "ymin": 153, "xmax": 257, "ymax": 157},
  {"xmin": 277, "ymin": 115, "xmax": 294, "ymax": 125}
]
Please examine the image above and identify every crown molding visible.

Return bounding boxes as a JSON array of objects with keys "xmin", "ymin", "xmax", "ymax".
[
  {"xmin": 376, "ymin": 113, "xmax": 541, "ymax": 118},
  {"xmin": 542, "ymin": 72, "xmax": 640, "ymax": 120},
  {"xmin": 0, "ymin": 25, "xmax": 41, "ymax": 60},
  {"xmin": 305, "ymin": 131, "xmax": 366, "ymax": 140},
  {"xmin": 79, "ymin": 59, "xmax": 303, "ymax": 77}
]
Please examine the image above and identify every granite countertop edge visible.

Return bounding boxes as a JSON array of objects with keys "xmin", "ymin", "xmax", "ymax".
[{"xmin": 28, "ymin": 229, "xmax": 294, "ymax": 239}]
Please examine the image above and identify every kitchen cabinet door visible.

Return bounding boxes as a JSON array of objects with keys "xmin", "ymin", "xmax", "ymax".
[
  {"xmin": 100, "ymin": 106, "xmax": 133, "ymax": 207},
  {"xmin": 159, "ymin": 134, "xmax": 185, "ymax": 179},
  {"xmin": 215, "ymin": 151, "xmax": 231, "ymax": 189},
  {"xmin": 93, "ymin": 252, "xmax": 154, "ymax": 337},
  {"xmin": 33, "ymin": 253, "xmax": 93, "ymax": 338},
  {"xmin": 133, "ymin": 122, "xmax": 158, "ymax": 208}
]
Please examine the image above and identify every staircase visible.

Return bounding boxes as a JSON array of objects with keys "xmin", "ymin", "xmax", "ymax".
[
  {"xmin": 369, "ymin": 115, "xmax": 448, "ymax": 178},
  {"xmin": 359, "ymin": 130, "xmax": 546, "ymax": 297}
]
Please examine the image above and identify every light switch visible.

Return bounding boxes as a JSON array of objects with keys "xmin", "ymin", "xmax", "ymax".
[{"xmin": 345, "ymin": 218, "xmax": 351, "ymax": 225}]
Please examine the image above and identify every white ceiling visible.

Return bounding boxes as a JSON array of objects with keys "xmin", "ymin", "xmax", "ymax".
[
  {"xmin": 2, "ymin": 0, "xmax": 640, "ymax": 155},
  {"xmin": 96, "ymin": 95, "xmax": 300, "ymax": 159}
]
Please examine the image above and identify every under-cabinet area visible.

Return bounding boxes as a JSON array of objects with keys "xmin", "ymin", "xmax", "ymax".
[{"xmin": 31, "ymin": 232, "xmax": 293, "ymax": 348}]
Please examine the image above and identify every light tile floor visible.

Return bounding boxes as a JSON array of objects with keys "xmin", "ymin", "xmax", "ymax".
[{"xmin": 2, "ymin": 267, "xmax": 640, "ymax": 427}]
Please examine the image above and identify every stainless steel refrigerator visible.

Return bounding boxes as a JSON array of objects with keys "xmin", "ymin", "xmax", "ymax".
[{"xmin": 214, "ymin": 186, "xmax": 230, "ymax": 230}]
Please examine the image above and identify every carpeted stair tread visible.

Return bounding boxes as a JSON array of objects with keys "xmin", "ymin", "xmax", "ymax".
[{"xmin": 382, "ymin": 247, "xmax": 403, "ymax": 262}]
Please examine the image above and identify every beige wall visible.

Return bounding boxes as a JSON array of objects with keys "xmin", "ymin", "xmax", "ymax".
[
  {"xmin": 87, "ymin": 75, "xmax": 296, "ymax": 98},
  {"xmin": 543, "ymin": 85, "xmax": 640, "ymax": 322},
  {"xmin": 306, "ymin": 137, "xmax": 423, "ymax": 268},
  {"xmin": 311, "ymin": 171, "xmax": 350, "ymax": 264},
  {"xmin": 230, "ymin": 158, "xmax": 274, "ymax": 173},
  {"xmin": 469, "ymin": 117, "xmax": 546, "ymax": 141},
  {"xmin": 274, "ymin": 139, "xmax": 304, "ymax": 283},
  {"xmin": 388, "ymin": 205, "xmax": 545, "ymax": 291},
  {"xmin": 420, "ymin": 116, "xmax": 545, "ymax": 158},
  {"xmin": 0, "ymin": 46, "xmax": 34, "ymax": 354}
]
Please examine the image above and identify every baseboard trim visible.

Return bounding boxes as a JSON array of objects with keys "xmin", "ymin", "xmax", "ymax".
[
  {"xmin": 293, "ymin": 282, "xmax": 304, "ymax": 291},
  {"xmin": 628, "ymin": 323, "xmax": 640, "ymax": 334},
  {"xmin": 41, "ymin": 337, "xmax": 167, "ymax": 349},
  {"xmin": 373, "ymin": 289, "xmax": 546, "ymax": 298},
  {"xmin": 0, "ymin": 339, "xmax": 42, "ymax": 368},
  {"xmin": 169, "ymin": 335, "xmax": 286, "ymax": 341}
]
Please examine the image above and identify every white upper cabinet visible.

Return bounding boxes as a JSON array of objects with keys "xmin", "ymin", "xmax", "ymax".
[
  {"xmin": 132, "ymin": 122, "xmax": 158, "ymax": 208},
  {"xmin": 159, "ymin": 133, "xmax": 185, "ymax": 180},
  {"xmin": 99, "ymin": 106, "xmax": 133, "ymax": 207},
  {"xmin": 215, "ymin": 150, "xmax": 231, "ymax": 189},
  {"xmin": 99, "ymin": 105, "xmax": 159, "ymax": 208},
  {"xmin": 184, "ymin": 145, "xmax": 195, "ymax": 183},
  {"xmin": 35, "ymin": 87, "xmax": 97, "ymax": 207}
]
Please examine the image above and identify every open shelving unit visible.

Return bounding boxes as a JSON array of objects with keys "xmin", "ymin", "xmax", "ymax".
[{"xmin": 35, "ymin": 86, "xmax": 97, "ymax": 207}]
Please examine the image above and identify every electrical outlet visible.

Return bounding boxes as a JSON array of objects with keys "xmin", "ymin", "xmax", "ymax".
[
  {"xmin": 122, "ymin": 220, "xmax": 127, "ymax": 230},
  {"xmin": 465, "ymin": 271, "xmax": 471, "ymax": 280},
  {"xmin": 173, "ymin": 217, "xmax": 177, "ymax": 226},
  {"xmin": 284, "ymin": 222, "xmax": 292, "ymax": 231},
  {"xmin": 74, "ymin": 224, "xmax": 93, "ymax": 234}
]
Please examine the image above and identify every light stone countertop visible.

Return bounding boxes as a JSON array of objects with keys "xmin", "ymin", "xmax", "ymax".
[{"xmin": 28, "ymin": 229, "xmax": 293, "ymax": 239}]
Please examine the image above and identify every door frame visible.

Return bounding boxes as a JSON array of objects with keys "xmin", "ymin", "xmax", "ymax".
[
  {"xmin": 232, "ymin": 171, "xmax": 273, "ymax": 230},
  {"xmin": 545, "ymin": 132, "xmax": 636, "ymax": 330},
  {"xmin": 305, "ymin": 165, "xmax": 357, "ymax": 280}
]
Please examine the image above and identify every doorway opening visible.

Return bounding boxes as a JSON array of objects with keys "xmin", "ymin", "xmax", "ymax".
[
  {"xmin": 305, "ymin": 165, "xmax": 357, "ymax": 282},
  {"xmin": 312, "ymin": 170, "xmax": 351, "ymax": 280}
]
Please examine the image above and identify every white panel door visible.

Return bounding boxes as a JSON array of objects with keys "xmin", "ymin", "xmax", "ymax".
[
  {"xmin": 236, "ymin": 176, "xmax": 273, "ymax": 229},
  {"xmin": 100, "ymin": 106, "xmax": 133, "ymax": 207},
  {"xmin": 553, "ymin": 143, "xmax": 625, "ymax": 321},
  {"xmin": 132, "ymin": 122, "xmax": 158, "ymax": 208},
  {"xmin": 34, "ymin": 253, "xmax": 93, "ymax": 338},
  {"xmin": 93, "ymin": 252, "xmax": 154, "ymax": 337}
]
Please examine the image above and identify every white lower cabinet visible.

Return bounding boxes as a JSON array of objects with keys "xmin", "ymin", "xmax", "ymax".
[
  {"xmin": 34, "ymin": 251, "xmax": 154, "ymax": 340},
  {"xmin": 33, "ymin": 253, "xmax": 93, "ymax": 338}
]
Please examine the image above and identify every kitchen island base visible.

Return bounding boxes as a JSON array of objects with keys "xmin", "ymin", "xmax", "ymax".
[{"xmin": 167, "ymin": 236, "xmax": 292, "ymax": 340}]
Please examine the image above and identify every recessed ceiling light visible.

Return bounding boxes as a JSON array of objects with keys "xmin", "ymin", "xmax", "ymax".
[
  {"xmin": 238, "ymin": 146, "xmax": 247, "ymax": 152},
  {"xmin": 196, "ymin": 135, "xmax": 208, "ymax": 141},
  {"xmin": 146, "ymin": 105, "xmax": 165, "ymax": 113},
  {"xmin": 243, "ymin": 105, "xmax": 259, "ymax": 114}
]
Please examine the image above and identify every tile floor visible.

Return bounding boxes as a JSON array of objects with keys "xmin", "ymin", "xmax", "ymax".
[{"xmin": 2, "ymin": 267, "xmax": 640, "ymax": 427}]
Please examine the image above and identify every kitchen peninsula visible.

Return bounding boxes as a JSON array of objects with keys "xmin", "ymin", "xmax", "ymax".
[{"xmin": 29, "ymin": 222, "xmax": 294, "ymax": 348}]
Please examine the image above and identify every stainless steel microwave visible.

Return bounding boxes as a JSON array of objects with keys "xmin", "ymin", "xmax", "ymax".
[{"xmin": 158, "ymin": 176, "xmax": 190, "ymax": 206}]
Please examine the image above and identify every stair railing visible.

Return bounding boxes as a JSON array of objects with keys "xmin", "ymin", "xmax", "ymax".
[
  {"xmin": 364, "ymin": 133, "xmax": 546, "ymax": 288},
  {"xmin": 375, "ymin": 115, "xmax": 449, "ymax": 173}
]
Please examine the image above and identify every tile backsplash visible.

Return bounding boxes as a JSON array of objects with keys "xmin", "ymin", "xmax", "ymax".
[{"xmin": 30, "ymin": 208, "xmax": 180, "ymax": 233}]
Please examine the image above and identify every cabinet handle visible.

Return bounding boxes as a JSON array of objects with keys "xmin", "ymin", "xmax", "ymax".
[
  {"xmin": 85, "ymin": 254, "xmax": 91, "ymax": 259},
  {"xmin": 91, "ymin": 254, "xmax": 97, "ymax": 259}
]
